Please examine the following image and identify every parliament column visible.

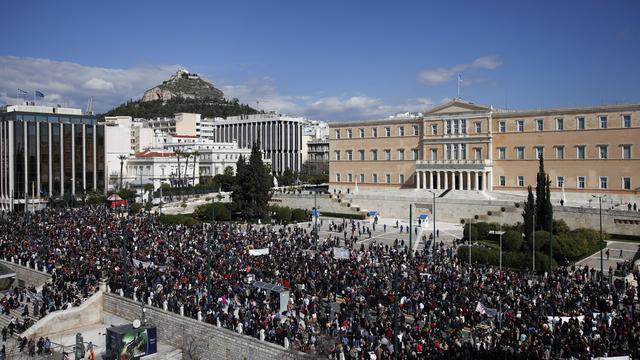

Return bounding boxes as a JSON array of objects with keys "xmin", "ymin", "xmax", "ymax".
[
  {"xmin": 474, "ymin": 171, "xmax": 479, "ymax": 191},
  {"xmin": 443, "ymin": 171, "xmax": 448, "ymax": 189},
  {"xmin": 435, "ymin": 171, "xmax": 440, "ymax": 190},
  {"xmin": 466, "ymin": 171, "xmax": 471, "ymax": 191},
  {"xmin": 423, "ymin": 171, "xmax": 428, "ymax": 190}
]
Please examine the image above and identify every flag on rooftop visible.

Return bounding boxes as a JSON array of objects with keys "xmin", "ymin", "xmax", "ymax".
[{"xmin": 35, "ymin": 90, "xmax": 45, "ymax": 98}]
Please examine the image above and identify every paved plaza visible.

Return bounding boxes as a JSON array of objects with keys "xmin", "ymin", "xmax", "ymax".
[{"xmin": 577, "ymin": 240, "xmax": 640, "ymax": 272}]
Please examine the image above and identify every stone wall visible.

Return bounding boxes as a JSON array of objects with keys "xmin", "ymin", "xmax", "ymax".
[
  {"xmin": 275, "ymin": 193, "xmax": 640, "ymax": 236},
  {"xmin": 272, "ymin": 194, "xmax": 362, "ymax": 215},
  {"xmin": 103, "ymin": 293, "xmax": 308, "ymax": 360},
  {"xmin": 0, "ymin": 259, "xmax": 51, "ymax": 287}
]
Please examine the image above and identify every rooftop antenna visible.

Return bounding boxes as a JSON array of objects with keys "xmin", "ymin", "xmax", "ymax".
[{"xmin": 86, "ymin": 97, "xmax": 93, "ymax": 115}]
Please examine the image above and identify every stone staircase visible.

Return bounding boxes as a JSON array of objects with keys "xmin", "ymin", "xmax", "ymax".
[{"xmin": 0, "ymin": 290, "xmax": 44, "ymax": 339}]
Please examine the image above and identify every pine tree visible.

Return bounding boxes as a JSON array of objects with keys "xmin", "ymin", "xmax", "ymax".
[{"xmin": 522, "ymin": 185, "xmax": 535, "ymax": 245}]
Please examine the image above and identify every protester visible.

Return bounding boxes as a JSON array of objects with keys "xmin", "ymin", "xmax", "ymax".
[{"xmin": 1, "ymin": 205, "xmax": 638, "ymax": 359}]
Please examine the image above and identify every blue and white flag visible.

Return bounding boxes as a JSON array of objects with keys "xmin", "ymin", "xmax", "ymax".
[
  {"xmin": 18, "ymin": 89, "xmax": 28, "ymax": 95},
  {"xmin": 35, "ymin": 90, "xmax": 45, "ymax": 98}
]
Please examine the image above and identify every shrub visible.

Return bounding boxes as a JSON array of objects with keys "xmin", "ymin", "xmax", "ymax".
[
  {"xmin": 515, "ymin": 203, "xmax": 521, "ymax": 208},
  {"xmin": 130, "ymin": 203, "xmax": 143, "ymax": 214},
  {"xmin": 487, "ymin": 211, "xmax": 493, "ymax": 216},
  {"xmin": 553, "ymin": 219, "xmax": 571, "ymax": 235},
  {"xmin": 501, "ymin": 207, "xmax": 506, "ymax": 212},
  {"xmin": 158, "ymin": 214, "xmax": 199, "ymax": 226},
  {"xmin": 530, "ymin": 230, "xmax": 551, "ymax": 251},
  {"xmin": 474, "ymin": 222, "xmax": 491, "ymax": 240},
  {"xmin": 291, "ymin": 208, "xmax": 307, "ymax": 223},
  {"xmin": 193, "ymin": 202, "xmax": 231, "ymax": 221},
  {"xmin": 275, "ymin": 207, "xmax": 292, "ymax": 223},
  {"xmin": 463, "ymin": 224, "xmax": 479, "ymax": 241},
  {"xmin": 502, "ymin": 230, "xmax": 523, "ymax": 251},
  {"xmin": 488, "ymin": 222, "xmax": 502, "ymax": 231}
]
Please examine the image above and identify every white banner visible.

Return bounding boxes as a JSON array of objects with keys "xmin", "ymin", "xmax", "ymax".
[
  {"xmin": 333, "ymin": 247, "xmax": 350, "ymax": 260},
  {"xmin": 475, "ymin": 302, "xmax": 498, "ymax": 317},
  {"xmin": 249, "ymin": 248, "xmax": 269, "ymax": 256}
]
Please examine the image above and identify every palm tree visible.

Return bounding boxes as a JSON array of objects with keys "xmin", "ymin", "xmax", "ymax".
[
  {"xmin": 183, "ymin": 152, "xmax": 191, "ymax": 188},
  {"xmin": 191, "ymin": 150, "xmax": 199, "ymax": 187},
  {"xmin": 118, "ymin": 155, "xmax": 128, "ymax": 190},
  {"xmin": 174, "ymin": 150, "xmax": 183, "ymax": 188}
]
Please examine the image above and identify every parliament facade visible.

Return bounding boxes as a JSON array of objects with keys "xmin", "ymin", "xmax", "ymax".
[{"xmin": 329, "ymin": 99, "xmax": 639, "ymax": 196}]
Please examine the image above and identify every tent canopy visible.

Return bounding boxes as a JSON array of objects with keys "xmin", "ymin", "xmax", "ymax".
[
  {"xmin": 418, "ymin": 214, "xmax": 429, "ymax": 220},
  {"xmin": 367, "ymin": 211, "xmax": 379, "ymax": 217},
  {"xmin": 253, "ymin": 281, "xmax": 286, "ymax": 293}
]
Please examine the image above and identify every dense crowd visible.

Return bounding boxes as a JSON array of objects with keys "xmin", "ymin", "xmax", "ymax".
[{"xmin": 0, "ymin": 206, "xmax": 639, "ymax": 359}]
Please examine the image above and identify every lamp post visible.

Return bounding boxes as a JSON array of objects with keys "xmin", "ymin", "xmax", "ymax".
[
  {"xmin": 427, "ymin": 190, "xmax": 437, "ymax": 257},
  {"xmin": 592, "ymin": 194, "xmax": 606, "ymax": 283},
  {"xmin": 468, "ymin": 218, "xmax": 472, "ymax": 267},
  {"xmin": 489, "ymin": 230, "xmax": 506, "ymax": 270},
  {"xmin": 409, "ymin": 203, "xmax": 413, "ymax": 259},
  {"xmin": 532, "ymin": 213, "xmax": 536, "ymax": 273}
]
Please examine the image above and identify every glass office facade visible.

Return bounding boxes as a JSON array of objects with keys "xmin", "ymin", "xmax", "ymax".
[{"xmin": 0, "ymin": 109, "xmax": 104, "ymax": 211}]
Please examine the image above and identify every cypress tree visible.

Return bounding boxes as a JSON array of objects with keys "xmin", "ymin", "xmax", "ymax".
[
  {"xmin": 535, "ymin": 155, "xmax": 547, "ymax": 231},
  {"xmin": 522, "ymin": 185, "xmax": 535, "ymax": 245},
  {"xmin": 232, "ymin": 155, "xmax": 248, "ymax": 216},
  {"xmin": 544, "ymin": 174, "xmax": 553, "ymax": 231},
  {"xmin": 246, "ymin": 141, "xmax": 272, "ymax": 221}
]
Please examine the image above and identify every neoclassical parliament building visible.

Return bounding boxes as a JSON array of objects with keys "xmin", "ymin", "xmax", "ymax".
[{"xmin": 328, "ymin": 99, "xmax": 639, "ymax": 196}]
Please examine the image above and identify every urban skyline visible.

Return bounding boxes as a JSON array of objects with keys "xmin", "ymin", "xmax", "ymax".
[{"xmin": 1, "ymin": 0, "xmax": 639, "ymax": 120}]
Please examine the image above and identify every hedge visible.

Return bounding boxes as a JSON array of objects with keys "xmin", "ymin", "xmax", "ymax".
[
  {"xmin": 457, "ymin": 246, "xmax": 557, "ymax": 272},
  {"xmin": 158, "ymin": 213, "xmax": 199, "ymax": 226}
]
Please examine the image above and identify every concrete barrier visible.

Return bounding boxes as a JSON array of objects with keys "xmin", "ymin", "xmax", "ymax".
[
  {"xmin": 103, "ymin": 293, "xmax": 309, "ymax": 360},
  {"xmin": 21, "ymin": 291, "xmax": 104, "ymax": 339},
  {"xmin": 0, "ymin": 259, "xmax": 51, "ymax": 287}
]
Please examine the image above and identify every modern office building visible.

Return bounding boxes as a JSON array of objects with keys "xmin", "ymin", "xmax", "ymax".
[
  {"xmin": 211, "ymin": 113, "xmax": 304, "ymax": 175},
  {"xmin": 329, "ymin": 99, "xmax": 640, "ymax": 198},
  {"xmin": 0, "ymin": 104, "xmax": 105, "ymax": 211}
]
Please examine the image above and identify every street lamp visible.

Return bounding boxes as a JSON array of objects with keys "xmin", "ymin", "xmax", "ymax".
[
  {"xmin": 532, "ymin": 213, "xmax": 536, "ymax": 273},
  {"xmin": 592, "ymin": 194, "xmax": 606, "ymax": 283},
  {"xmin": 489, "ymin": 230, "xmax": 506, "ymax": 270},
  {"xmin": 427, "ymin": 190, "xmax": 437, "ymax": 257}
]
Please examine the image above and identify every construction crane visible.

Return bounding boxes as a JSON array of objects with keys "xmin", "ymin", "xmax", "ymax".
[{"xmin": 86, "ymin": 97, "xmax": 94, "ymax": 115}]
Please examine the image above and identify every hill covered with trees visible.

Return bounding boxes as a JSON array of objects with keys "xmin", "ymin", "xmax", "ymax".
[{"xmin": 100, "ymin": 96, "xmax": 259, "ymax": 120}]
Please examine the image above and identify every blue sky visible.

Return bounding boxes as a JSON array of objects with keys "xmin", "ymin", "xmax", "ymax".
[{"xmin": 1, "ymin": 0, "xmax": 638, "ymax": 120}]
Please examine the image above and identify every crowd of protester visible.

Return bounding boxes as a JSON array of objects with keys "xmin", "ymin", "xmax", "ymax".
[{"xmin": 0, "ymin": 206, "xmax": 639, "ymax": 359}]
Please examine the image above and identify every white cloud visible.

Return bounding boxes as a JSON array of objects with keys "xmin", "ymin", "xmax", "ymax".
[
  {"xmin": 0, "ymin": 56, "xmax": 180, "ymax": 112},
  {"xmin": 418, "ymin": 55, "xmax": 502, "ymax": 86},
  {"xmin": 0, "ymin": 56, "xmax": 438, "ymax": 121}
]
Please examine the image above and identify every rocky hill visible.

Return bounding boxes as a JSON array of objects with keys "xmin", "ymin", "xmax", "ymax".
[{"xmin": 142, "ymin": 69, "xmax": 224, "ymax": 102}]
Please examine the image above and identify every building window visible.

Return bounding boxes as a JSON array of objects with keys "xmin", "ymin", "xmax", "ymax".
[
  {"xmin": 453, "ymin": 120, "xmax": 459, "ymax": 134},
  {"xmin": 358, "ymin": 150, "xmax": 365, "ymax": 161},
  {"xmin": 446, "ymin": 120, "xmax": 452, "ymax": 135},
  {"xmin": 384, "ymin": 149, "xmax": 391, "ymax": 160},
  {"xmin": 475, "ymin": 122, "xmax": 482, "ymax": 133},
  {"xmin": 347, "ymin": 129, "xmax": 352, "ymax": 138},
  {"xmin": 599, "ymin": 176, "xmax": 608, "ymax": 189},
  {"xmin": 430, "ymin": 149, "xmax": 437, "ymax": 161},
  {"xmin": 516, "ymin": 147, "xmax": 525, "ymax": 160},
  {"xmin": 347, "ymin": 173, "xmax": 353, "ymax": 183},
  {"xmin": 334, "ymin": 130, "xmax": 340, "ymax": 139},
  {"xmin": 577, "ymin": 176, "xmax": 586, "ymax": 189},
  {"xmin": 359, "ymin": 173, "xmax": 365, "ymax": 183},
  {"xmin": 598, "ymin": 145, "xmax": 608, "ymax": 159},
  {"xmin": 359, "ymin": 128, "xmax": 365, "ymax": 138},
  {"xmin": 334, "ymin": 150, "xmax": 341, "ymax": 161},
  {"xmin": 499, "ymin": 176, "xmax": 506, "ymax": 186},
  {"xmin": 600, "ymin": 116, "xmax": 608, "ymax": 129},
  {"xmin": 556, "ymin": 118, "xmax": 564, "ymax": 130},
  {"xmin": 576, "ymin": 145, "xmax": 586, "ymax": 160},
  {"xmin": 412, "ymin": 149, "xmax": 419, "ymax": 160},
  {"xmin": 576, "ymin": 117, "xmax": 585, "ymax": 130},
  {"xmin": 370, "ymin": 150, "xmax": 378, "ymax": 161},
  {"xmin": 498, "ymin": 147, "xmax": 506, "ymax": 160},
  {"xmin": 555, "ymin": 146, "xmax": 565, "ymax": 160},
  {"xmin": 384, "ymin": 127, "xmax": 391, "ymax": 137},
  {"xmin": 431, "ymin": 124, "xmax": 438, "ymax": 135},
  {"xmin": 474, "ymin": 148, "xmax": 482, "ymax": 160},
  {"xmin": 413, "ymin": 125, "xmax": 419, "ymax": 136},
  {"xmin": 398, "ymin": 127, "xmax": 405, "ymax": 136},
  {"xmin": 461, "ymin": 119, "xmax": 467, "ymax": 134},
  {"xmin": 371, "ymin": 128, "xmax": 378, "ymax": 137},
  {"xmin": 335, "ymin": 173, "xmax": 341, "ymax": 182},
  {"xmin": 623, "ymin": 115, "xmax": 632, "ymax": 128},
  {"xmin": 398, "ymin": 149, "xmax": 405, "ymax": 160},
  {"xmin": 372, "ymin": 173, "xmax": 378, "ymax": 184},
  {"xmin": 622, "ymin": 144, "xmax": 632, "ymax": 159},
  {"xmin": 556, "ymin": 176, "xmax": 565, "ymax": 188},
  {"xmin": 623, "ymin": 177, "xmax": 631, "ymax": 190},
  {"xmin": 385, "ymin": 174, "xmax": 391, "ymax": 184},
  {"xmin": 399, "ymin": 174, "xmax": 405, "ymax": 184},
  {"xmin": 347, "ymin": 150, "xmax": 353, "ymax": 161},
  {"xmin": 499, "ymin": 121, "xmax": 506, "ymax": 132},
  {"xmin": 535, "ymin": 146, "xmax": 544, "ymax": 159},
  {"xmin": 536, "ymin": 119, "xmax": 544, "ymax": 131},
  {"xmin": 517, "ymin": 120, "xmax": 524, "ymax": 132},
  {"xmin": 517, "ymin": 176, "xmax": 525, "ymax": 187}
]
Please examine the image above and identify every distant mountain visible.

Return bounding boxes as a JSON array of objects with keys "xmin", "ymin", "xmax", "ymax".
[
  {"xmin": 142, "ymin": 69, "xmax": 224, "ymax": 102},
  {"xmin": 100, "ymin": 69, "xmax": 259, "ymax": 120}
]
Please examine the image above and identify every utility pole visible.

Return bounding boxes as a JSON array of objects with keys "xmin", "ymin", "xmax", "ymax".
[
  {"xmin": 409, "ymin": 203, "xmax": 413, "ymax": 258},
  {"xmin": 207, "ymin": 194, "xmax": 214, "ymax": 305}
]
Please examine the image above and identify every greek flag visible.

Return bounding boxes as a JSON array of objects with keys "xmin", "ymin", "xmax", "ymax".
[
  {"xmin": 18, "ymin": 89, "xmax": 28, "ymax": 95},
  {"xmin": 35, "ymin": 90, "xmax": 45, "ymax": 98}
]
